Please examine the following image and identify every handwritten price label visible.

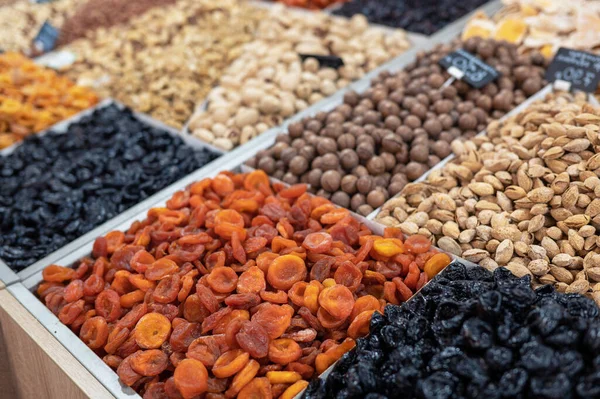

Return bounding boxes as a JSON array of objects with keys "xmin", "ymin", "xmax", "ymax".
[
  {"xmin": 439, "ymin": 49, "xmax": 500, "ymax": 89},
  {"xmin": 546, "ymin": 48, "xmax": 600, "ymax": 92}
]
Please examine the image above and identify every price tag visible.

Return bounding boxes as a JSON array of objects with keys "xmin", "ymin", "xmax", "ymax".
[
  {"xmin": 439, "ymin": 49, "xmax": 500, "ymax": 89},
  {"xmin": 545, "ymin": 48, "xmax": 600, "ymax": 93},
  {"xmin": 35, "ymin": 50, "xmax": 76, "ymax": 70},
  {"xmin": 299, "ymin": 54, "xmax": 344, "ymax": 69},
  {"xmin": 32, "ymin": 21, "xmax": 59, "ymax": 54}
]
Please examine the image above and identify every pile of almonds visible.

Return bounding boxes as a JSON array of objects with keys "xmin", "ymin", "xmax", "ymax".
[
  {"xmin": 187, "ymin": 6, "xmax": 411, "ymax": 151},
  {"xmin": 375, "ymin": 90, "xmax": 600, "ymax": 305},
  {"xmin": 63, "ymin": 0, "xmax": 267, "ymax": 128}
]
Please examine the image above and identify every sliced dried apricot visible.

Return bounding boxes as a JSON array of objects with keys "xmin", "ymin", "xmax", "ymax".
[
  {"xmin": 260, "ymin": 290, "xmax": 288, "ymax": 304},
  {"xmin": 212, "ymin": 349, "xmax": 250, "ymax": 378},
  {"xmin": 333, "ymin": 262, "xmax": 362, "ymax": 292},
  {"xmin": 236, "ymin": 320, "xmax": 270, "ymax": 358},
  {"xmin": 120, "ymin": 290, "xmax": 145, "ymax": 308},
  {"xmin": 170, "ymin": 320, "xmax": 202, "ymax": 353},
  {"xmin": 174, "ymin": 359, "xmax": 209, "ymax": 398},
  {"xmin": 117, "ymin": 356, "xmax": 142, "ymax": 387},
  {"xmin": 372, "ymin": 238, "xmax": 405, "ymax": 257},
  {"xmin": 404, "ymin": 235, "xmax": 431, "ymax": 254},
  {"xmin": 130, "ymin": 349, "xmax": 169, "ymax": 377},
  {"xmin": 64, "ymin": 280, "xmax": 84, "ymax": 303},
  {"xmin": 153, "ymin": 275, "xmax": 181, "ymax": 304},
  {"xmin": 266, "ymin": 255, "xmax": 306, "ymax": 291},
  {"xmin": 146, "ymin": 258, "xmax": 179, "ymax": 281},
  {"xmin": 251, "ymin": 303, "xmax": 292, "ymax": 340},
  {"xmin": 187, "ymin": 336, "xmax": 221, "ymax": 367},
  {"xmin": 42, "ymin": 265, "xmax": 75, "ymax": 283},
  {"xmin": 183, "ymin": 294, "xmax": 210, "ymax": 323},
  {"xmin": 280, "ymin": 380, "xmax": 309, "ymax": 399},
  {"xmin": 95, "ymin": 290, "xmax": 122, "ymax": 322},
  {"xmin": 266, "ymin": 371, "xmax": 301, "ymax": 384},
  {"xmin": 135, "ymin": 313, "xmax": 172, "ymax": 349}
]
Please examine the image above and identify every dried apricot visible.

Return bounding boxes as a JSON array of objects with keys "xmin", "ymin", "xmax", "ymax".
[
  {"xmin": 333, "ymin": 262, "xmax": 362, "ymax": 292},
  {"xmin": 42, "ymin": 265, "xmax": 75, "ymax": 283},
  {"xmin": 318, "ymin": 284, "xmax": 354, "ymax": 320},
  {"xmin": 266, "ymin": 255, "xmax": 306, "ymax": 291},
  {"xmin": 153, "ymin": 275, "xmax": 181, "ymax": 304},
  {"xmin": 372, "ymin": 238, "xmax": 405, "ymax": 257},
  {"xmin": 117, "ymin": 356, "xmax": 142, "ymax": 387},
  {"xmin": 224, "ymin": 359, "xmax": 260, "ymax": 398},
  {"xmin": 424, "ymin": 252, "xmax": 451, "ymax": 279},
  {"xmin": 268, "ymin": 339, "xmax": 302, "ymax": 365},
  {"xmin": 80, "ymin": 316, "xmax": 109, "ymax": 349},
  {"xmin": 347, "ymin": 310, "xmax": 375, "ymax": 339},
  {"xmin": 236, "ymin": 320, "xmax": 270, "ymax": 358},
  {"xmin": 280, "ymin": 380, "xmax": 309, "ymax": 399},
  {"xmin": 95, "ymin": 290, "xmax": 122, "ymax": 322},
  {"xmin": 183, "ymin": 294, "xmax": 210, "ymax": 323},
  {"xmin": 404, "ymin": 235, "xmax": 431, "ymax": 254},
  {"xmin": 64, "ymin": 280, "xmax": 84, "ymax": 303},
  {"xmin": 120, "ymin": 290, "xmax": 145, "ymax": 308},
  {"xmin": 251, "ymin": 303, "xmax": 292, "ymax": 340},
  {"xmin": 174, "ymin": 359, "xmax": 208, "ymax": 398},
  {"xmin": 212, "ymin": 349, "xmax": 250, "ymax": 378},
  {"xmin": 302, "ymin": 232, "xmax": 333, "ymax": 254},
  {"xmin": 237, "ymin": 266, "xmax": 266, "ymax": 294},
  {"xmin": 130, "ymin": 349, "xmax": 169, "ymax": 376},
  {"xmin": 187, "ymin": 336, "xmax": 221, "ymax": 367},
  {"xmin": 207, "ymin": 267, "xmax": 239, "ymax": 294},
  {"xmin": 146, "ymin": 258, "xmax": 179, "ymax": 281},
  {"xmin": 135, "ymin": 313, "xmax": 172, "ymax": 349},
  {"xmin": 237, "ymin": 377, "xmax": 272, "ymax": 399},
  {"xmin": 266, "ymin": 371, "xmax": 301, "ymax": 384}
]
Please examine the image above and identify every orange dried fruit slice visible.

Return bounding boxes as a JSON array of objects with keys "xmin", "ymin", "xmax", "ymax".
[{"xmin": 135, "ymin": 312, "xmax": 172, "ymax": 349}]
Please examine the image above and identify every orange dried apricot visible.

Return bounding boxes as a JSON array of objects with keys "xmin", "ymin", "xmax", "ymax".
[
  {"xmin": 117, "ymin": 356, "xmax": 142, "ymax": 387},
  {"xmin": 129, "ymin": 349, "xmax": 169, "ymax": 376},
  {"xmin": 266, "ymin": 370, "xmax": 302, "ymax": 384},
  {"xmin": 237, "ymin": 377, "xmax": 272, "ymax": 399},
  {"xmin": 212, "ymin": 349, "xmax": 250, "ymax": 378},
  {"xmin": 404, "ymin": 235, "xmax": 431, "ymax": 254},
  {"xmin": 348, "ymin": 310, "xmax": 375, "ymax": 339},
  {"xmin": 266, "ymin": 255, "xmax": 307, "ymax": 291},
  {"xmin": 80, "ymin": 316, "xmax": 109, "ymax": 349},
  {"xmin": 225, "ymin": 359, "xmax": 260, "ymax": 398},
  {"xmin": 42, "ymin": 265, "xmax": 75, "ymax": 283},
  {"xmin": 95, "ymin": 289, "xmax": 122, "ymax": 322},
  {"xmin": 237, "ymin": 266, "xmax": 266, "ymax": 294},
  {"xmin": 424, "ymin": 252, "xmax": 452, "ymax": 279},
  {"xmin": 318, "ymin": 284, "xmax": 354, "ymax": 320},
  {"xmin": 302, "ymin": 232, "xmax": 333, "ymax": 254},
  {"xmin": 268, "ymin": 338, "xmax": 302, "ymax": 365},
  {"xmin": 187, "ymin": 336, "xmax": 221, "ymax": 367},
  {"xmin": 207, "ymin": 267, "xmax": 239, "ymax": 294},
  {"xmin": 174, "ymin": 359, "xmax": 209, "ymax": 398},
  {"xmin": 135, "ymin": 313, "xmax": 171, "ymax": 349},
  {"xmin": 280, "ymin": 380, "xmax": 309, "ymax": 399}
]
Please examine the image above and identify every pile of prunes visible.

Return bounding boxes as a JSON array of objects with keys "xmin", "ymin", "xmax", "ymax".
[
  {"xmin": 303, "ymin": 263, "xmax": 600, "ymax": 399},
  {"xmin": 0, "ymin": 104, "xmax": 219, "ymax": 270}
]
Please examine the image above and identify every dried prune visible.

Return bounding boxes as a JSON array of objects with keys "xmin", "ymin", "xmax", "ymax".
[{"xmin": 1, "ymin": 105, "xmax": 218, "ymax": 271}]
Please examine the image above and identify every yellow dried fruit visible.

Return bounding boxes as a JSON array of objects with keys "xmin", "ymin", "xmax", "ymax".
[{"xmin": 493, "ymin": 18, "xmax": 528, "ymax": 44}]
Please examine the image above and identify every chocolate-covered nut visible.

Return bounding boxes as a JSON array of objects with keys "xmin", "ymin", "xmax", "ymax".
[
  {"xmin": 289, "ymin": 121, "xmax": 304, "ymax": 138},
  {"xmin": 382, "ymin": 133, "xmax": 403, "ymax": 153},
  {"xmin": 384, "ymin": 115, "xmax": 401, "ymax": 131},
  {"xmin": 307, "ymin": 168, "xmax": 323, "ymax": 188},
  {"xmin": 272, "ymin": 142, "xmax": 288, "ymax": 159},
  {"xmin": 257, "ymin": 157, "xmax": 276, "ymax": 174},
  {"xmin": 340, "ymin": 149, "xmax": 359, "ymax": 170},
  {"xmin": 423, "ymin": 119, "xmax": 442, "ymax": 137},
  {"xmin": 428, "ymin": 154, "xmax": 441, "ymax": 168},
  {"xmin": 380, "ymin": 152, "xmax": 396, "ymax": 170},
  {"xmin": 341, "ymin": 174, "xmax": 358, "ymax": 194},
  {"xmin": 396, "ymin": 126, "xmax": 413, "ymax": 142},
  {"xmin": 409, "ymin": 144, "xmax": 429, "ymax": 163},
  {"xmin": 289, "ymin": 156, "xmax": 309, "ymax": 175},
  {"xmin": 337, "ymin": 133, "xmax": 356, "ymax": 150},
  {"xmin": 350, "ymin": 193, "xmax": 366, "ymax": 210},
  {"xmin": 321, "ymin": 153, "xmax": 339, "ymax": 171},
  {"xmin": 432, "ymin": 141, "xmax": 451, "ymax": 159},
  {"xmin": 306, "ymin": 119, "xmax": 322, "ymax": 132},
  {"xmin": 356, "ymin": 175, "xmax": 373, "ymax": 194},
  {"xmin": 356, "ymin": 142, "xmax": 375, "ymax": 161},
  {"xmin": 522, "ymin": 77, "xmax": 542, "ymax": 96},
  {"xmin": 299, "ymin": 145, "xmax": 316, "ymax": 160},
  {"xmin": 458, "ymin": 113, "xmax": 477, "ymax": 130},
  {"xmin": 357, "ymin": 204, "xmax": 374, "ymax": 216},
  {"xmin": 291, "ymin": 138, "xmax": 306, "ymax": 150},
  {"xmin": 406, "ymin": 161, "xmax": 428, "ymax": 181},
  {"xmin": 344, "ymin": 91, "xmax": 359, "ymax": 106},
  {"xmin": 331, "ymin": 191, "xmax": 350, "ymax": 208},
  {"xmin": 312, "ymin": 156, "xmax": 323, "ymax": 170},
  {"xmin": 366, "ymin": 156, "xmax": 386, "ymax": 175},
  {"xmin": 321, "ymin": 170, "xmax": 341, "ymax": 192},
  {"xmin": 280, "ymin": 147, "xmax": 298, "ymax": 165},
  {"xmin": 353, "ymin": 165, "xmax": 369, "ymax": 177},
  {"xmin": 404, "ymin": 114, "xmax": 421, "ymax": 128},
  {"xmin": 317, "ymin": 137, "xmax": 337, "ymax": 155},
  {"xmin": 367, "ymin": 190, "xmax": 386, "ymax": 208},
  {"xmin": 282, "ymin": 172, "xmax": 298, "ymax": 185}
]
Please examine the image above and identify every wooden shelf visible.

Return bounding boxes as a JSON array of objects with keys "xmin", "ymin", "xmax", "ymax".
[{"xmin": 0, "ymin": 287, "xmax": 115, "ymax": 399}]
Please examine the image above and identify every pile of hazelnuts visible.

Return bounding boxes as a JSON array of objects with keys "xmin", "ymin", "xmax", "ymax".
[{"xmin": 246, "ymin": 38, "xmax": 548, "ymax": 216}]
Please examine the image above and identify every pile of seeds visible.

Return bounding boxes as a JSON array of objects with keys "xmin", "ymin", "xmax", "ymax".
[
  {"xmin": 303, "ymin": 262, "xmax": 600, "ymax": 399},
  {"xmin": 37, "ymin": 171, "xmax": 451, "ymax": 398},
  {"xmin": 187, "ymin": 9, "xmax": 411, "ymax": 151},
  {"xmin": 376, "ymin": 91, "xmax": 600, "ymax": 306},
  {"xmin": 248, "ymin": 38, "xmax": 547, "ymax": 216},
  {"xmin": 332, "ymin": 0, "xmax": 489, "ymax": 35},
  {"xmin": 0, "ymin": 104, "xmax": 218, "ymax": 271},
  {"xmin": 63, "ymin": 0, "xmax": 266, "ymax": 128}
]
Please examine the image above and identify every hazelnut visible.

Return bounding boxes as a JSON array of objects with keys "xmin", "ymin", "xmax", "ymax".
[{"xmin": 321, "ymin": 170, "xmax": 341, "ymax": 192}]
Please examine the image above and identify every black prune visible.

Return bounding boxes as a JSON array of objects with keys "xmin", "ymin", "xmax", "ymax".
[
  {"xmin": 499, "ymin": 368, "xmax": 528, "ymax": 397},
  {"xmin": 417, "ymin": 371, "xmax": 461, "ymax": 399}
]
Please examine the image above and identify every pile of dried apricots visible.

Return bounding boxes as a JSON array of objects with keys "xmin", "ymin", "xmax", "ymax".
[
  {"xmin": 0, "ymin": 52, "xmax": 98, "ymax": 149},
  {"xmin": 38, "ymin": 171, "xmax": 451, "ymax": 398}
]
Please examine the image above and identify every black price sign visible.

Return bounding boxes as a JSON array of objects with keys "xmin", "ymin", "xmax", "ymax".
[
  {"xmin": 32, "ymin": 21, "xmax": 59, "ymax": 53},
  {"xmin": 545, "ymin": 48, "xmax": 600, "ymax": 93},
  {"xmin": 439, "ymin": 49, "xmax": 500, "ymax": 88},
  {"xmin": 299, "ymin": 54, "xmax": 344, "ymax": 69}
]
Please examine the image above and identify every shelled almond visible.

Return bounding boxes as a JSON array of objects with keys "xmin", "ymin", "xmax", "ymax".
[{"xmin": 376, "ymin": 91, "xmax": 600, "ymax": 305}]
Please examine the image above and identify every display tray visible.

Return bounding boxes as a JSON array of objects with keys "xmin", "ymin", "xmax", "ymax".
[
  {"xmin": 367, "ymin": 83, "xmax": 556, "ymax": 220},
  {"xmin": 16, "ymin": 161, "xmax": 471, "ymax": 399},
  {"xmin": 6, "ymin": 99, "xmax": 224, "ymax": 281}
]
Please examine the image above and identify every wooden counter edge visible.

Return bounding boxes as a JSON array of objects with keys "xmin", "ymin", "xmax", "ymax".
[{"xmin": 0, "ymin": 287, "xmax": 115, "ymax": 399}]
